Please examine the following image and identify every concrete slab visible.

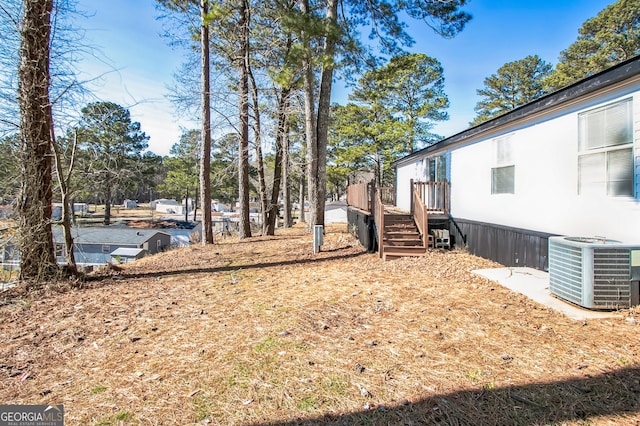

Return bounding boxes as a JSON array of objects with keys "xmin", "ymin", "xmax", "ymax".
[{"xmin": 473, "ymin": 267, "xmax": 621, "ymax": 321}]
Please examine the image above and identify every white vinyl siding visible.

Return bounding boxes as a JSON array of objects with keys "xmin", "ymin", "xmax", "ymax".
[{"xmin": 578, "ymin": 98, "xmax": 633, "ymax": 197}]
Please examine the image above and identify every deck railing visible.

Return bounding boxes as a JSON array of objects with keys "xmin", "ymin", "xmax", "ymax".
[
  {"xmin": 346, "ymin": 182, "xmax": 371, "ymax": 212},
  {"xmin": 372, "ymin": 187, "xmax": 384, "ymax": 258},
  {"xmin": 412, "ymin": 187, "xmax": 428, "ymax": 249},
  {"xmin": 346, "ymin": 182, "xmax": 395, "ymax": 213},
  {"xmin": 411, "ymin": 180, "xmax": 450, "ymax": 214}
]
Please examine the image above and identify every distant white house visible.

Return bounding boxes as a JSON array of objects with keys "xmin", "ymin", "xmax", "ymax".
[
  {"xmin": 153, "ymin": 199, "xmax": 186, "ymax": 215},
  {"xmin": 394, "ymin": 56, "xmax": 640, "ymax": 270},
  {"xmin": 212, "ymin": 200, "xmax": 231, "ymax": 212}
]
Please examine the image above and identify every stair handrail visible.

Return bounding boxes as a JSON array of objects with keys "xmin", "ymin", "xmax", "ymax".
[
  {"xmin": 372, "ymin": 187, "xmax": 384, "ymax": 258},
  {"xmin": 412, "ymin": 186, "xmax": 429, "ymax": 249}
]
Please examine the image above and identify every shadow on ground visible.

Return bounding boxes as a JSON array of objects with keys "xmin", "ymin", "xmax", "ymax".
[
  {"xmin": 85, "ymin": 249, "xmax": 367, "ymax": 283},
  {"xmin": 255, "ymin": 367, "xmax": 640, "ymax": 425}
]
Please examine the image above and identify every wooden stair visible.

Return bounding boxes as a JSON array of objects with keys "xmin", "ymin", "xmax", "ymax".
[{"xmin": 381, "ymin": 214, "xmax": 426, "ymax": 261}]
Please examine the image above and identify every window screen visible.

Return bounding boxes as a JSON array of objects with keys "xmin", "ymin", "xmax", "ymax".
[
  {"xmin": 492, "ymin": 165, "xmax": 515, "ymax": 194},
  {"xmin": 578, "ymin": 98, "xmax": 633, "ymax": 197},
  {"xmin": 492, "ymin": 135, "xmax": 514, "ymax": 194}
]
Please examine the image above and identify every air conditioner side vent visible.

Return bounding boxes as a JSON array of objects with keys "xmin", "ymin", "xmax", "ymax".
[
  {"xmin": 549, "ymin": 239, "xmax": 583, "ymax": 306},
  {"xmin": 592, "ymin": 248, "xmax": 630, "ymax": 309}
]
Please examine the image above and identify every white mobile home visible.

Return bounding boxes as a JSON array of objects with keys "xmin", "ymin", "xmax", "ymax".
[{"xmin": 394, "ymin": 56, "xmax": 640, "ymax": 270}]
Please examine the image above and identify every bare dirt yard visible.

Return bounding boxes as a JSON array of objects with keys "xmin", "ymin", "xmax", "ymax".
[{"xmin": 1, "ymin": 224, "xmax": 639, "ymax": 425}]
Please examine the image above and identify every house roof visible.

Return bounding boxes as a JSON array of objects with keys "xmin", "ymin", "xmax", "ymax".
[
  {"xmin": 395, "ymin": 55, "xmax": 640, "ymax": 166},
  {"xmin": 111, "ymin": 247, "xmax": 145, "ymax": 257},
  {"xmin": 52, "ymin": 227, "xmax": 170, "ymax": 245}
]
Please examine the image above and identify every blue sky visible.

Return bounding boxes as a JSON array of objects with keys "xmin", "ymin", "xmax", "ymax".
[{"xmin": 75, "ymin": 0, "xmax": 615, "ymax": 156}]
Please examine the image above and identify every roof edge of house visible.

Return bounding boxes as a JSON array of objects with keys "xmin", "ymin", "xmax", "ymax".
[{"xmin": 394, "ymin": 55, "xmax": 640, "ymax": 167}]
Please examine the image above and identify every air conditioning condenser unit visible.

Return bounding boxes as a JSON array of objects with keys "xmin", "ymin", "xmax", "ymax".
[{"xmin": 548, "ymin": 236, "xmax": 640, "ymax": 310}]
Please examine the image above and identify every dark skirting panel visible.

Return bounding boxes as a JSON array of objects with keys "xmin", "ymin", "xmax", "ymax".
[
  {"xmin": 453, "ymin": 219, "xmax": 556, "ymax": 271},
  {"xmin": 347, "ymin": 207, "xmax": 376, "ymax": 253}
]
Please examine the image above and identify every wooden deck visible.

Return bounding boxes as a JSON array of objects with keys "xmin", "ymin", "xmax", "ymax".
[{"xmin": 347, "ymin": 182, "xmax": 451, "ymax": 260}]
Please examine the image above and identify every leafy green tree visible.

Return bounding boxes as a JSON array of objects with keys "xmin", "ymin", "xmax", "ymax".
[
  {"xmin": 211, "ymin": 133, "xmax": 239, "ymax": 205},
  {"xmin": 472, "ymin": 55, "xmax": 553, "ymax": 126},
  {"xmin": 132, "ymin": 151, "xmax": 165, "ymax": 203},
  {"xmin": 330, "ymin": 54, "xmax": 448, "ymax": 187},
  {"xmin": 547, "ymin": 0, "xmax": 640, "ymax": 90},
  {"xmin": 75, "ymin": 102, "xmax": 149, "ymax": 225},
  {"xmin": 329, "ymin": 102, "xmax": 402, "ymax": 189},
  {"xmin": 358, "ymin": 53, "xmax": 449, "ymax": 153}
]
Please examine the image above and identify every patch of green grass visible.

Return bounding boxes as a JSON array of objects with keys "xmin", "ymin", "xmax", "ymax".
[
  {"xmin": 297, "ymin": 395, "xmax": 318, "ymax": 412},
  {"xmin": 193, "ymin": 394, "xmax": 216, "ymax": 422},
  {"xmin": 95, "ymin": 411, "xmax": 133, "ymax": 426},
  {"xmin": 253, "ymin": 336, "xmax": 281, "ymax": 353},
  {"xmin": 323, "ymin": 375, "xmax": 348, "ymax": 396},
  {"xmin": 91, "ymin": 385, "xmax": 107, "ymax": 394}
]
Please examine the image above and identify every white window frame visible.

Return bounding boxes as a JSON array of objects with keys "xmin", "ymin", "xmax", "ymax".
[
  {"xmin": 491, "ymin": 135, "xmax": 515, "ymax": 194},
  {"xmin": 578, "ymin": 98, "xmax": 634, "ymax": 197}
]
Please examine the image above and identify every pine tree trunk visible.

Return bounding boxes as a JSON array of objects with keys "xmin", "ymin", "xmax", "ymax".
[
  {"xmin": 298, "ymin": 163, "xmax": 306, "ymax": 224},
  {"xmin": 200, "ymin": 0, "xmax": 214, "ymax": 244},
  {"xmin": 184, "ymin": 188, "xmax": 189, "ymax": 222},
  {"xmin": 17, "ymin": 0, "xmax": 57, "ymax": 283},
  {"xmin": 266, "ymin": 88, "xmax": 290, "ymax": 235},
  {"xmin": 248, "ymin": 66, "xmax": 268, "ymax": 235},
  {"xmin": 193, "ymin": 189, "xmax": 198, "ymax": 222},
  {"xmin": 283, "ymin": 123, "xmax": 292, "ymax": 228},
  {"xmin": 237, "ymin": 0, "xmax": 252, "ymax": 239},
  {"xmin": 51, "ymin": 127, "xmax": 78, "ymax": 276},
  {"xmin": 104, "ymin": 185, "xmax": 112, "ymax": 225},
  {"xmin": 313, "ymin": 0, "xmax": 338, "ymax": 228},
  {"xmin": 300, "ymin": 0, "xmax": 316, "ymax": 228}
]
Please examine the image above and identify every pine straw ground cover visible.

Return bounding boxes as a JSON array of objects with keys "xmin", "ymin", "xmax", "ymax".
[{"xmin": 1, "ymin": 224, "xmax": 640, "ymax": 426}]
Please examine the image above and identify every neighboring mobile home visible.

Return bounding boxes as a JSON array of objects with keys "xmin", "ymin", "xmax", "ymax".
[
  {"xmin": 52, "ymin": 227, "xmax": 171, "ymax": 266},
  {"xmin": 394, "ymin": 56, "xmax": 640, "ymax": 270}
]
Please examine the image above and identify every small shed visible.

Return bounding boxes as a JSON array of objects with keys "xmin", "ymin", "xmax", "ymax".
[
  {"xmin": 123, "ymin": 199, "xmax": 138, "ymax": 209},
  {"xmin": 111, "ymin": 247, "xmax": 145, "ymax": 264}
]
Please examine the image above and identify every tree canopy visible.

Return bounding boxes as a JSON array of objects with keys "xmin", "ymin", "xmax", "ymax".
[
  {"xmin": 547, "ymin": 0, "xmax": 640, "ymax": 89},
  {"xmin": 329, "ymin": 53, "xmax": 448, "ymax": 187},
  {"xmin": 75, "ymin": 101, "xmax": 149, "ymax": 224},
  {"xmin": 472, "ymin": 55, "xmax": 553, "ymax": 126}
]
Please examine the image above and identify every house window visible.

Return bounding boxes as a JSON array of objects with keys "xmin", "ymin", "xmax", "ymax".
[
  {"xmin": 491, "ymin": 135, "xmax": 514, "ymax": 194},
  {"xmin": 578, "ymin": 98, "xmax": 633, "ymax": 197},
  {"xmin": 55, "ymin": 243, "xmax": 63, "ymax": 257},
  {"xmin": 101, "ymin": 244, "xmax": 111, "ymax": 254},
  {"xmin": 428, "ymin": 155, "xmax": 447, "ymax": 182},
  {"xmin": 156, "ymin": 239, "xmax": 162, "ymax": 251},
  {"xmin": 492, "ymin": 166, "xmax": 515, "ymax": 194}
]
